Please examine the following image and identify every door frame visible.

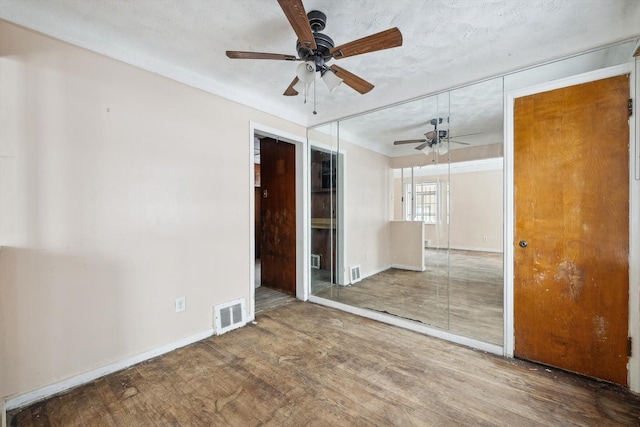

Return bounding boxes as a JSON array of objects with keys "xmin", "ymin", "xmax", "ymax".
[
  {"xmin": 503, "ymin": 62, "xmax": 640, "ymax": 390},
  {"xmin": 308, "ymin": 140, "xmax": 347, "ymax": 285},
  {"xmin": 249, "ymin": 122, "xmax": 309, "ymax": 321}
]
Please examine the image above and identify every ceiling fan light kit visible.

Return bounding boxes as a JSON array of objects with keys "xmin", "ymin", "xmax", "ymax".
[
  {"xmin": 321, "ymin": 68, "xmax": 343, "ymax": 93},
  {"xmin": 292, "ymin": 77, "xmax": 309, "ymax": 101},
  {"xmin": 292, "ymin": 78, "xmax": 304, "ymax": 94},
  {"xmin": 393, "ymin": 117, "xmax": 478, "ymax": 154},
  {"xmin": 296, "ymin": 61, "xmax": 316, "ymax": 84},
  {"xmin": 225, "ymin": 0, "xmax": 403, "ymax": 110}
]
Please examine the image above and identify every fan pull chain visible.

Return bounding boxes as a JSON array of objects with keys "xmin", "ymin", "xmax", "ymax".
[{"xmin": 313, "ymin": 80, "xmax": 317, "ymax": 115}]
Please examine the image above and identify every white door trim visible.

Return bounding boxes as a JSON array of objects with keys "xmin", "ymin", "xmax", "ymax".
[
  {"xmin": 503, "ymin": 62, "xmax": 638, "ymax": 391},
  {"xmin": 308, "ymin": 139, "xmax": 348, "ymax": 286},
  {"xmin": 249, "ymin": 122, "xmax": 309, "ymax": 320}
]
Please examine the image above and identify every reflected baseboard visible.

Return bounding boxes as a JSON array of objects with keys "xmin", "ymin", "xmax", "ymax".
[{"xmin": 308, "ymin": 295, "xmax": 503, "ymax": 356}]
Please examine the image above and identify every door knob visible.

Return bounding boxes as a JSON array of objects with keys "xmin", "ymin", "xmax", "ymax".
[{"xmin": 519, "ymin": 240, "xmax": 528, "ymax": 248}]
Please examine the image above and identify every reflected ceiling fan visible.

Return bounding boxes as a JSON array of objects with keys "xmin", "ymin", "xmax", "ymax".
[
  {"xmin": 225, "ymin": 0, "xmax": 403, "ymax": 99},
  {"xmin": 393, "ymin": 118, "xmax": 479, "ymax": 154}
]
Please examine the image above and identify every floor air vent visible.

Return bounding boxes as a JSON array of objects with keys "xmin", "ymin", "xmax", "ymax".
[
  {"xmin": 311, "ymin": 254, "xmax": 321, "ymax": 269},
  {"xmin": 350, "ymin": 265, "xmax": 362, "ymax": 284},
  {"xmin": 214, "ymin": 298, "xmax": 246, "ymax": 335}
]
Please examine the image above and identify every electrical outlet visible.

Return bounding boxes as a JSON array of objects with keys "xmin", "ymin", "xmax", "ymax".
[
  {"xmin": 482, "ymin": 235, "xmax": 488, "ymax": 242},
  {"xmin": 175, "ymin": 297, "xmax": 186, "ymax": 313}
]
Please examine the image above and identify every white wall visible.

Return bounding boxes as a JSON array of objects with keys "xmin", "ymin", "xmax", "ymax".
[
  {"xmin": 390, "ymin": 221, "xmax": 424, "ymax": 271},
  {"xmin": 450, "ymin": 169, "xmax": 503, "ymax": 252},
  {"xmin": 344, "ymin": 142, "xmax": 392, "ymax": 280},
  {"xmin": 392, "ymin": 163, "xmax": 503, "ymax": 252},
  {"xmin": 0, "ymin": 21, "xmax": 306, "ymax": 402}
]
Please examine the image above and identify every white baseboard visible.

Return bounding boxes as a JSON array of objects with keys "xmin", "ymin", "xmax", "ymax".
[
  {"xmin": 356, "ymin": 265, "xmax": 390, "ymax": 283},
  {"xmin": 451, "ymin": 246, "xmax": 502, "ymax": 253},
  {"xmin": 5, "ymin": 328, "xmax": 214, "ymax": 411},
  {"xmin": 426, "ymin": 246, "xmax": 503, "ymax": 253},
  {"xmin": 391, "ymin": 263, "xmax": 425, "ymax": 272},
  {"xmin": 309, "ymin": 295, "xmax": 503, "ymax": 355}
]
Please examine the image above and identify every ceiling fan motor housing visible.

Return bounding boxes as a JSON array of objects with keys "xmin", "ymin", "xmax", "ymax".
[
  {"xmin": 307, "ymin": 10, "xmax": 327, "ymax": 32},
  {"xmin": 296, "ymin": 11, "xmax": 334, "ymax": 71}
]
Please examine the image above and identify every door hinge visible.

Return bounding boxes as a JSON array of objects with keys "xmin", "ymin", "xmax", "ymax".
[
  {"xmin": 629, "ymin": 98, "xmax": 633, "ymax": 117},
  {"xmin": 628, "ymin": 337, "xmax": 633, "ymax": 357}
]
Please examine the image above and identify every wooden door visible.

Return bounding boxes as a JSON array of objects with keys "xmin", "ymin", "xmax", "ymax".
[
  {"xmin": 260, "ymin": 138, "xmax": 296, "ymax": 295},
  {"xmin": 513, "ymin": 75, "xmax": 630, "ymax": 385}
]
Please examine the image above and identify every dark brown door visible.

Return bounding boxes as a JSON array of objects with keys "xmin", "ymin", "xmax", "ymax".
[
  {"xmin": 514, "ymin": 75, "xmax": 630, "ymax": 385},
  {"xmin": 260, "ymin": 137, "xmax": 296, "ymax": 295}
]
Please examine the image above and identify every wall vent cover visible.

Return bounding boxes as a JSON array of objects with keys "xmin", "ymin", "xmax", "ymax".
[
  {"xmin": 350, "ymin": 265, "xmax": 362, "ymax": 284},
  {"xmin": 214, "ymin": 298, "xmax": 246, "ymax": 335},
  {"xmin": 311, "ymin": 254, "xmax": 321, "ymax": 269}
]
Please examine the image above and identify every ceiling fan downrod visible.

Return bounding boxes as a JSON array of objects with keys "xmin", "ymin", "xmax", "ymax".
[{"xmin": 296, "ymin": 10, "xmax": 335, "ymax": 75}]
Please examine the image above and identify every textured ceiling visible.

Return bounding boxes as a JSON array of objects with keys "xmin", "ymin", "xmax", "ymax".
[
  {"xmin": 335, "ymin": 77, "xmax": 505, "ymax": 156},
  {"xmin": 1, "ymin": 0, "xmax": 639, "ymax": 156}
]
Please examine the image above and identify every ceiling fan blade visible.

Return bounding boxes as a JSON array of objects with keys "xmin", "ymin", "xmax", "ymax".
[
  {"xmin": 394, "ymin": 139, "xmax": 426, "ymax": 145},
  {"xmin": 226, "ymin": 51, "xmax": 298, "ymax": 61},
  {"xmin": 329, "ymin": 65, "xmax": 374, "ymax": 94},
  {"xmin": 277, "ymin": 0, "xmax": 317, "ymax": 50},
  {"xmin": 449, "ymin": 132, "xmax": 482, "ymax": 139},
  {"xmin": 450, "ymin": 140, "xmax": 471, "ymax": 146},
  {"xmin": 415, "ymin": 142, "xmax": 429, "ymax": 151},
  {"xmin": 283, "ymin": 77, "xmax": 299, "ymax": 96},
  {"xmin": 330, "ymin": 27, "xmax": 403, "ymax": 59}
]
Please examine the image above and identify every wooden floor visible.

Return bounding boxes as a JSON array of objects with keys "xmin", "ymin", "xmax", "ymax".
[
  {"xmin": 314, "ymin": 249, "xmax": 503, "ymax": 345},
  {"xmin": 9, "ymin": 302, "xmax": 640, "ymax": 426},
  {"xmin": 255, "ymin": 286, "xmax": 295, "ymax": 314}
]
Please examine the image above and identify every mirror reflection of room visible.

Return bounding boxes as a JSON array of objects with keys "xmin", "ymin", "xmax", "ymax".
[{"xmin": 311, "ymin": 79, "xmax": 505, "ymax": 346}]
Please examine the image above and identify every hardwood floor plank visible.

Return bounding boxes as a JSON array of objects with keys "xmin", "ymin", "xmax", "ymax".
[
  {"xmin": 8, "ymin": 301, "xmax": 640, "ymax": 426},
  {"xmin": 314, "ymin": 249, "xmax": 504, "ymax": 344},
  {"xmin": 255, "ymin": 286, "xmax": 296, "ymax": 314}
]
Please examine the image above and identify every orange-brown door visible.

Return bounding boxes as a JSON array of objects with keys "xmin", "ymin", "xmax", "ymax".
[
  {"xmin": 513, "ymin": 75, "xmax": 630, "ymax": 385},
  {"xmin": 260, "ymin": 137, "xmax": 296, "ymax": 295}
]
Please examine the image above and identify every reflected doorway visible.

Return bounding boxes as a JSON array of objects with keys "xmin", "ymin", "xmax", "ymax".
[{"xmin": 310, "ymin": 146, "xmax": 345, "ymax": 296}]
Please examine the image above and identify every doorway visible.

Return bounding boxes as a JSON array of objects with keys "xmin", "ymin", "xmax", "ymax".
[
  {"xmin": 505, "ymin": 67, "xmax": 634, "ymax": 385},
  {"xmin": 309, "ymin": 143, "xmax": 346, "ymax": 296},
  {"xmin": 250, "ymin": 125, "xmax": 308, "ymax": 320}
]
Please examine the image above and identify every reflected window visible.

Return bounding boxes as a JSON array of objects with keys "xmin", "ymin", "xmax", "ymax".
[
  {"xmin": 406, "ymin": 182, "xmax": 436, "ymax": 223},
  {"xmin": 403, "ymin": 178, "xmax": 449, "ymax": 224}
]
